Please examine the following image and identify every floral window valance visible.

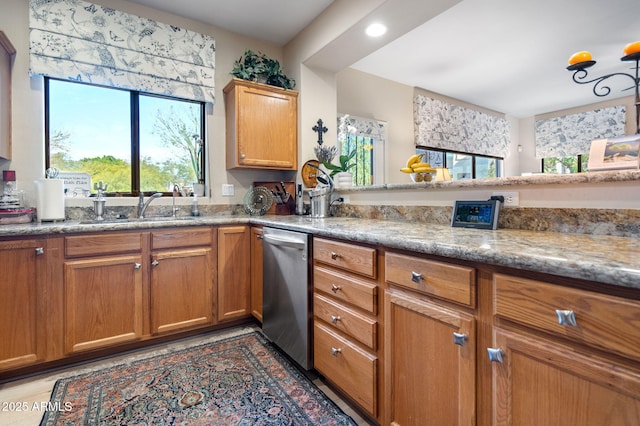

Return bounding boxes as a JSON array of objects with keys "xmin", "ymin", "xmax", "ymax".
[
  {"xmin": 534, "ymin": 105, "xmax": 626, "ymax": 159},
  {"xmin": 413, "ymin": 94, "xmax": 510, "ymax": 158},
  {"xmin": 29, "ymin": 0, "xmax": 216, "ymax": 103}
]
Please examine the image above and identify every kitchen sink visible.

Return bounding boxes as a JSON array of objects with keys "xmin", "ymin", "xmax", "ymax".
[{"xmin": 79, "ymin": 216, "xmax": 199, "ymax": 224}]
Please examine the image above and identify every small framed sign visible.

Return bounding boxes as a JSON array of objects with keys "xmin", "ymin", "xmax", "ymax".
[
  {"xmin": 587, "ymin": 134, "xmax": 640, "ymax": 171},
  {"xmin": 451, "ymin": 199, "xmax": 501, "ymax": 230}
]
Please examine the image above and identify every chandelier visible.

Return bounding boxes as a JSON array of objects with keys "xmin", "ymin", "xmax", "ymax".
[{"xmin": 566, "ymin": 41, "xmax": 640, "ymax": 134}]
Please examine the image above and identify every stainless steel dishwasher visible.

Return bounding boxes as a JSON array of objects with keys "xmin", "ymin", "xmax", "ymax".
[{"xmin": 262, "ymin": 227, "xmax": 312, "ymax": 370}]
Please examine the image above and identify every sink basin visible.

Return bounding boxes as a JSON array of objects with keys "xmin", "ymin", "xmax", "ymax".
[{"xmin": 79, "ymin": 216, "xmax": 198, "ymax": 224}]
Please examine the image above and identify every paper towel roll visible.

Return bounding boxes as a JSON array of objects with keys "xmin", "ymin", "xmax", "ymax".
[{"xmin": 35, "ymin": 178, "xmax": 65, "ymax": 221}]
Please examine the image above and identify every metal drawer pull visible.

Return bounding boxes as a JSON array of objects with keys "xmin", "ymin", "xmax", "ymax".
[
  {"xmin": 331, "ymin": 284, "xmax": 342, "ymax": 293},
  {"xmin": 331, "ymin": 315, "xmax": 341, "ymax": 324},
  {"xmin": 134, "ymin": 263, "xmax": 142, "ymax": 270},
  {"xmin": 411, "ymin": 271, "xmax": 424, "ymax": 283},
  {"xmin": 35, "ymin": 247, "xmax": 44, "ymax": 255},
  {"xmin": 555, "ymin": 309, "xmax": 577, "ymax": 326},
  {"xmin": 331, "ymin": 347, "xmax": 342, "ymax": 356},
  {"xmin": 487, "ymin": 348, "xmax": 504, "ymax": 363},
  {"xmin": 151, "ymin": 260, "xmax": 159, "ymax": 267},
  {"xmin": 453, "ymin": 332, "xmax": 467, "ymax": 346},
  {"xmin": 330, "ymin": 252, "xmax": 340, "ymax": 260}
]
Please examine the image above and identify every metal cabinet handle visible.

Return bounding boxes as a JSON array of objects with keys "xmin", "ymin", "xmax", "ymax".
[
  {"xmin": 151, "ymin": 260, "xmax": 159, "ymax": 267},
  {"xmin": 331, "ymin": 284, "xmax": 342, "ymax": 293},
  {"xmin": 35, "ymin": 247, "xmax": 44, "ymax": 255},
  {"xmin": 331, "ymin": 315, "xmax": 341, "ymax": 324},
  {"xmin": 411, "ymin": 271, "xmax": 424, "ymax": 283},
  {"xmin": 331, "ymin": 347, "xmax": 342, "ymax": 356},
  {"xmin": 256, "ymin": 235, "xmax": 263, "ymax": 240},
  {"xmin": 330, "ymin": 252, "xmax": 340, "ymax": 260},
  {"xmin": 487, "ymin": 348, "xmax": 504, "ymax": 363},
  {"xmin": 240, "ymin": 153, "xmax": 246, "ymax": 159},
  {"xmin": 453, "ymin": 332, "xmax": 467, "ymax": 346},
  {"xmin": 134, "ymin": 263, "xmax": 142, "ymax": 270},
  {"xmin": 555, "ymin": 309, "xmax": 577, "ymax": 326}
]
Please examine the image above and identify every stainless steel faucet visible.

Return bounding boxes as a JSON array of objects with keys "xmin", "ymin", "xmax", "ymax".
[{"xmin": 138, "ymin": 192, "xmax": 163, "ymax": 218}]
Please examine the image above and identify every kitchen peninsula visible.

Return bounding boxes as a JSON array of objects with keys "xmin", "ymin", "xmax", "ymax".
[{"xmin": 1, "ymin": 206, "xmax": 639, "ymax": 425}]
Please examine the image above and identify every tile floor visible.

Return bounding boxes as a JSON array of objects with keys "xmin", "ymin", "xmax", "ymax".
[{"xmin": 0, "ymin": 327, "xmax": 374, "ymax": 426}]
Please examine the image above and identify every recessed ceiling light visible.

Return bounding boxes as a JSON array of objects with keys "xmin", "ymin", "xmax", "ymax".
[{"xmin": 365, "ymin": 23, "xmax": 387, "ymax": 37}]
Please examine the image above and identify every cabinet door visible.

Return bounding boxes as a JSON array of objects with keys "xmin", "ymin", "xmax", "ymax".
[
  {"xmin": 0, "ymin": 239, "xmax": 46, "ymax": 370},
  {"xmin": 150, "ymin": 247, "xmax": 213, "ymax": 334},
  {"xmin": 250, "ymin": 227, "xmax": 263, "ymax": 322},
  {"xmin": 64, "ymin": 255, "xmax": 143, "ymax": 353},
  {"xmin": 491, "ymin": 328, "xmax": 640, "ymax": 426},
  {"xmin": 385, "ymin": 289, "xmax": 476, "ymax": 426},
  {"xmin": 217, "ymin": 226, "xmax": 251, "ymax": 321},
  {"xmin": 225, "ymin": 79, "xmax": 298, "ymax": 170}
]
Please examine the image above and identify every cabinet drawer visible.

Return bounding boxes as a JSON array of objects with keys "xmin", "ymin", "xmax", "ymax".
[
  {"xmin": 385, "ymin": 252, "xmax": 475, "ymax": 307},
  {"xmin": 314, "ymin": 238, "xmax": 376, "ymax": 278},
  {"xmin": 314, "ymin": 265, "xmax": 378, "ymax": 314},
  {"xmin": 151, "ymin": 227, "xmax": 213, "ymax": 250},
  {"xmin": 494, "ymin": 273, "xmax": 640, "ymax": 362},
  {"xmin": 314, "ymin": 322, "xmax": 377, "ymax": 416},
  {"xmin": 65, "ymin": 232, "xmax": 142, "ymax": 257},
  {"xmin": 314, "ymin": 293, "xmax": 377, "ymax": 350}
]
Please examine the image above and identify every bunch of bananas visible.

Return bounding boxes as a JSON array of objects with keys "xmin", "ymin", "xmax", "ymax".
[{"xmin": 400, "ymin": 153, "xmax": 436, "ymax": 174}]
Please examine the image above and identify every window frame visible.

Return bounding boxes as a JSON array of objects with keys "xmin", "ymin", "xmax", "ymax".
[
  {"xmin": 541, "ymin": 154, "xmax": 587, "ymax": 174},
  {"xmin": 44, "ymin": 77, "xmax": 206, "ymax": 196},
  {"xmin": 416, "ymin": 146, "xmax": 503, "ymax": 180}
]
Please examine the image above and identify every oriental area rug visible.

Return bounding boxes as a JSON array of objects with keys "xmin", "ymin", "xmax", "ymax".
[{"xmin": 40, "ymin": 329, "xmax": 356, "ymax": 425}]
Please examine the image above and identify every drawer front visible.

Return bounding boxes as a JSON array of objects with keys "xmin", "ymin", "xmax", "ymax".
[
  {"xmin": 314, "ymin": 238, "xmax": 376, "ymax": 278},
  {"xmin": 151, "ymin": 227, "xmax": 213, "ymax": 250},
  {"xmin": 385, "ymin": 252, "xmax": 475, "ymax": 307},
  {"xmin": 314, "ymin": 293, "xmax": 377, "ymax": 350},
  {"xmin": 494, "ymin": 273, "xmax": 640, "ymax": 362},
  {"xmin": 314, "ymin": 265, "xmax": 378, "ymax": 314},
  {"xmin": 65, "ymin": 232, "xmax": 142, "ymax": 257},
  {"xmin": 314, "ymin": 322, "xmax": 377, "ymax": 416}
]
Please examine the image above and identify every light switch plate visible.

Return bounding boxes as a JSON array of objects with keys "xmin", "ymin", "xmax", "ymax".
[{"xmin": 221, "ymin": 184, "xmax": 234, "ymax": 197}]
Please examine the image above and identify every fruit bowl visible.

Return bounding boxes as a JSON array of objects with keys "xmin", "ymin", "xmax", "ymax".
[{"xmin": 410, "ymin": 171, "xmax": 436, "ymax": 183}]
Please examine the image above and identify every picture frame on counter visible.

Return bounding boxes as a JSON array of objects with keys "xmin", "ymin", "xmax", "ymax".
[{"xmin": 587, "ymin": 134, "xmax": 640, "ymax": 171}]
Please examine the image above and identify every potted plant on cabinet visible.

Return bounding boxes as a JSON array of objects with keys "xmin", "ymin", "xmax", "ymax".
[
  {"xmin": 230, "ymin": 49, "xmax": 296, "ymax": 90},
  {"xmin": 322, "ymin": 148, "xmax": 356, "ymax": 187}
]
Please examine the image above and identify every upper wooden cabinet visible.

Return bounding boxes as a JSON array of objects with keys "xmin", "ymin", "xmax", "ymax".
[
  {"xmin": 224, "ymin": 78, "xmax": 298, "ymax": 170},
  {"xmin": 0, "ymin": 31, "xmax": 16, "ymax": 160}
]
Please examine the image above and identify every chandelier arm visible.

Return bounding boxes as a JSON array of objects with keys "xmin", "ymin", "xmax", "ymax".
[{"xmin": 571, "ymin": 70, "xmax": 638, "ymax": 97}]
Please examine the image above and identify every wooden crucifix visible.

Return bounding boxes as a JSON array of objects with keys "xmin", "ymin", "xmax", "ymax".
[{"xmin": 312, "ymin": 119, "xmax": 328, "ymax": 146}]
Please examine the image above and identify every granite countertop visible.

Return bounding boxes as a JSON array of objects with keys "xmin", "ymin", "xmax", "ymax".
[{"xmin": 1, "ymin": 215, "xmax": 639, "ymax": 290}]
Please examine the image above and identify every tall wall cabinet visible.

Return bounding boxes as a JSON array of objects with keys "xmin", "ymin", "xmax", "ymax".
[{"xmin": 224, "ymin": 78, "xmax": 298, "ymax": 170}]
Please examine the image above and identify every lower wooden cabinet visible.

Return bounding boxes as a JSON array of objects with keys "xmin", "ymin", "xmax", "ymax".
[
  {"xmin": 0, "ymin": 239, "xmax": 47, "ymax": 370},
  {"xmin": 217, "ymin": 225, "xmax": 251, "ymax": 322},
  {"xmin": 384, "ymin": 288, "xmax": 476, "ymax": 426},
  {"xmin": 250, "ymin": 227, "xmax": 264, "ymax": 322},
  {"xmin": 490, "ymin": 273, "xmax": 640, "ymax": 425},
  {"xmin": 314, "ymin": 322, "xmax": 378, "ymax": 415},
  {"xmin": 64, "ymin": 255, "xmax": 144, "ymax": 353},
  {"xmin": 491, "ymin": 328, "xmax": 640, "ymax": 426},
  {"xmin": 150, "ymin": 247, "xmax": 214, "ymax": 334}
]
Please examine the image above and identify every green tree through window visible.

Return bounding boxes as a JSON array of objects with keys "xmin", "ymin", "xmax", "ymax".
[{"xmin": 46, "ymin": 78, "xmax": 205, "ymax": 195}]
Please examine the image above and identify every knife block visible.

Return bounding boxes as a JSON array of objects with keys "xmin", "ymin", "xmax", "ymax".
[{"xmin": 253, "ymin": 181, "xmax": 295, "ymax": 215}]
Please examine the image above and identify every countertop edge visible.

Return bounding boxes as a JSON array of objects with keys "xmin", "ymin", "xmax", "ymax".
[{"xmin": 1, "ymin": 215, "xmax": 638, "ymax": 291}]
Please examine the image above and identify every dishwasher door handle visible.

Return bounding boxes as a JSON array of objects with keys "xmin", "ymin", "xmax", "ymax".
[{"xmin": 263, "ymin": 233, "xmax": 307, "ymax": 250}]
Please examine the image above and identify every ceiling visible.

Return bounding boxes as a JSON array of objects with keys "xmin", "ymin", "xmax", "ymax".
[{"xmin": 128, "ymin": 0, "xmax": 640, "ymax": 118}]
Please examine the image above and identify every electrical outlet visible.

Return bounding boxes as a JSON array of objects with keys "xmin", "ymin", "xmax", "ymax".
[
  {"xmin": 492, "ymin": 191, "xmax": 519, "ymax": 207},
  {"xmin": 221, "ymin": 184, "xmax": 234, "ymax": 197}
]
